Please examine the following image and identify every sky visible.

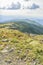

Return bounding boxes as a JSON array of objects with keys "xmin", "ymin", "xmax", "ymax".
[{"xmin": 0, "ymin": 0, "xmax": 43, "ymax": 18}]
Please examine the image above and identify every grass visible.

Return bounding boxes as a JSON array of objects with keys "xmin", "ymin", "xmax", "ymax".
[{"xmin": 0, "ymin": 27, "xmax": 43, "ymax": 65}]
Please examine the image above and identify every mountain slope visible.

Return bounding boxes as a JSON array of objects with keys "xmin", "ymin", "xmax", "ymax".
[
  {"xmin": 0, "ymin": 20, "xmax": 43, "ymax": 34},
  {"xmin": 0, "ymin": 28, "xmax": 43, "ymax": 65},
  {"xmin": 11, "ymin": 21, "xmax": 43, "ymax": 34}
]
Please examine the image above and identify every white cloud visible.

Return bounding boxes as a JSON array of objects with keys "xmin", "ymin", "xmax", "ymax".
[
  {"xmin": 7, "ymin": 2, "xmax": 21, "ymax": 10},
  {"xmin": 0, "ymin": 0, "xmax": 43, "ymax": 17},
  {"xmin": 0, "ymin": 0, "xmax": 40, "ymax": 10},
  {"xmin": 29, "ymin": 3, "xmax": 39, "ymax": 9},
  {"xmin": 24, "ymin": 0, "xmax": 30, "ymax": 1},
  {"xmin": 0, "ymin": 0, "xmax": 21, "ymax": 10},
  {"xmin": 24, "ymin": 3, "xmax": 39, "ymax": 9},
  {"xmin": 0, "ymin": 2, "xmax": 21, "ymax": 10}
]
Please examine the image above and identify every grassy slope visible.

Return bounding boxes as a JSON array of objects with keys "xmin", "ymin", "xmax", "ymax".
[
  {"xmin": 0, "ymin": 27, "xmax": 43, "ymax": 65},
  {"xmin": 0, "ymin": 21, "xmax": 43, "ymax": 34}
]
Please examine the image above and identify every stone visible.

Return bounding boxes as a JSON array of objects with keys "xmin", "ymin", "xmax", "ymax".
[
  {"xmin": 2, "ymin": 39, "xmax": 9, "ymax": 42},
  {"xmin": 8, "ymin": 48, "xmax": 14, "ymax": 52}
]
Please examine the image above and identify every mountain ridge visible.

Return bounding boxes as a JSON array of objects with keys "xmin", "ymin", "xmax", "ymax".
[{"xmin": 0, "ymin": 20, "xmax": 43, "ymax": 34}]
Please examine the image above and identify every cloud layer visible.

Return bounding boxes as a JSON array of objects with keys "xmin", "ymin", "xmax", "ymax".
[
  {"xmin": 0, "ymin": 2, "xmax": 21, "ymax": 10},
  {"xmin": 29, "ymin": 4, "xmax": 39, "ymax": 9},
  {"xmin": 0, "ymin": 0, "xmax": 43, "ymax": 17},
  {"xmin": 24, "ymin": 3, "xmax": 39, "ymax": 9},
  {"xmin": 7, "ymin": 2, "xmax": 21, "ymax": 10},
  {"xmin": 24, "ymin": 0, "xmax": 30, "ymax": 1},
  {"xmin": 0, "ymin": 0, "xmax": 40, "ymax": 10}
]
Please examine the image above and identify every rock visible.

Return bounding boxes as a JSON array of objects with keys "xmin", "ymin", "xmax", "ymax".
[
  {"xmin": 1, "ymin": 49, "xmax": 8, "ymax": 53},
  {"xmin": 8, "ymin": 48, "xmax": 14, "ymax": 52},
  {"xmin": 30, "ymin": 59, "xmax": 40, "ymax": 65},
  {"xmin": 30, "ymin": 34, "xmax": 37, "ymax": 37},
  {"xmin": 2, "ymin": 39, "xmax": 9, "ymax": 42},
  {"xmin": 1, "ymin": 48, "xmax": 14, "ymax": 53},
  {"xmin": 31, "ymin": 61, "xmax": 36, "ymax": 65}
]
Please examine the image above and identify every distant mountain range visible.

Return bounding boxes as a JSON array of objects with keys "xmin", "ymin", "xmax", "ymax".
[
  {"xmin": 0, "ymin": 15, "xmax": 43, "ymax": 25},
  {"xmin": 0, "ymin": 15, "xmax": 43, "ymax": 34},
  {"xmin": 0, "ymin": 20, "xmax": 43, "ymax": 34}
]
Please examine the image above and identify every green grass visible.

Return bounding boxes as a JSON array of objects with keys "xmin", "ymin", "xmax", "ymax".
[{"xmin": 0, "ymin": 27, "xmax": 43, "ymax": 65}]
